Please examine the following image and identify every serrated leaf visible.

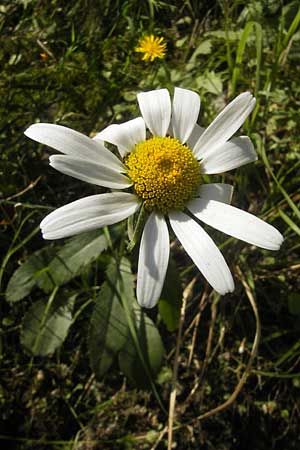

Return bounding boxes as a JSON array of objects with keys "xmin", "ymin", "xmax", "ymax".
[
  {"xmin": 88, "ymin": 257, "xmax": 134, "ymax": 378},
  {"xmin": 38, "ymin": 230, "xmax": 109, "ymax": 292},
  {"xmin": 5, "ymin": 247, "xmax": 56, "ymax": 303},
  {"xmin": 196, "ymin": 71, "xmax": 223, "ymax": 95},
  {"xmin": 21, "ymin": 293, "xmax": 74, "ymax": 356},
  {"xmin": 119, "ymin": 306, "xmax": 165, "ymax": 388},
  {"xmin": 159, "ymin": 258, "xmax": 182, "ymax": 331}
]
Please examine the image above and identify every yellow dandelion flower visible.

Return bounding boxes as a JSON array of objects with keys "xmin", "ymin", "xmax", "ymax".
[{"xmin": 135, "ymin": 35, "xmax": 166, "ymax": 62}]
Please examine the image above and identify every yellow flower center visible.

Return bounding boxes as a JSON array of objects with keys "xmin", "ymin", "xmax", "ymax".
[{"xmin": 124, "ymin": 137, "xmax": 201, "ymax": 213}]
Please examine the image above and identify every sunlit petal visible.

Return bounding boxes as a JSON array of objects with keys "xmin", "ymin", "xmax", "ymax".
[
  {"xmin": 137, "ymin": 213, "xmax": 170, "ymax": 308},
  {"xmin": 172, "ymin": 87, "xmax": 201, "ymax": 143},
  {"xmin": 94, "ymin": 117, "xmax": 146, "ymax": 157},
  {"xmin": 169, "ymin": 211, "xmax": 234, "ymax": 294},
  {"xmin": 197, "ymin": 183, "xmax": 234, "ymax": 204},
  {"xmin": 137, "ymin": 88, "xmax": 171, "ymax": 136},
  {"xmin": 201, "ymin": 136, "xmax": 257, "ymax": 174},
  {"xmin": 193, "ymin": 92, "xmax": 256, "ymax": 158},
  {"xmin": 41, "ymin": 193, "xmax": 140, "ymax": 240},
  {"xmin": 25, "ymin": 123, "xmax": 123, "ymax": 172},
  {"xmin": 50, "ymin": 155, "xmax": 131, "ymax": 189},
  {"xmin": 188, "ymin": 198, "xmax": 284, "ymax": 250}
]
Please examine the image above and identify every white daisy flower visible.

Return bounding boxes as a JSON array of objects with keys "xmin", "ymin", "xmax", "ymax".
[{"xmin": 24, "ymin": 87, "xmax": 283, "ymax": 308}]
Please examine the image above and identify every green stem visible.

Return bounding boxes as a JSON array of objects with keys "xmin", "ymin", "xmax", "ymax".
[
  {"xmin": 118, "ymin": 282, "xmax": 167, "ymax": 414},
  {"xmin": 127, "ymin": 205, "xmax": 146, "ymax": 252}
]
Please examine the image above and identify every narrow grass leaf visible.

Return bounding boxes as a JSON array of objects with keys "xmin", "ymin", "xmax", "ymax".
[
  {"xmin": 231, "ymin": 21, "xmax": 262, "ymax": 97},
  {"xmin": 260, "ymin": 142, "xmax": 300, "ymax": 221},
  {"xmin": 279, "ymin": 209, "xmax": 300, "ymax": 237}
]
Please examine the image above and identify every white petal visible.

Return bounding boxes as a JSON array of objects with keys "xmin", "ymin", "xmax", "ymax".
[
  {"xmin": 41, "ymin": 192, "xmax": 140, "ymax": 240},
  {"xmin": 188, "ymin": 199, "xmax": 284, "ymax": 250},
  {"xmin": 201, "ymin": 136, "xmax": 257, "ymax": 174},
  {"xmin": 169, "ymin": 211, "xmax": 234, "ymax": 295},
  {"xmin": 49, "ymin": 155, "xmax": 131, "ymax": 189},
  {"xmin": 193, "ymin": 92, "xmax": 256, "ymax": 158},
  {"xmin": 137, "ymin": 213, "xmax": 170, "ymax": 308},
  {"xmin": 187, "ymin": 123, "xmax": 205, "ymax": 152},
  {"xmin": 137, "ymin": 89, "xmax": 171, "ymax": 137},
  {"xmin": 197, "ymin": 183, "xmax": 234, "ymax": 204},
  {"xmin": 171, "ymin": 87, "xmax": 201, "ymax": 143},
  {"xmin": 93, "ymin": 117, "xmax": 146, "ymax": 157},
  {"xmin": 24, "ymin": 123, "xmax": 123, "ymax": 172}
]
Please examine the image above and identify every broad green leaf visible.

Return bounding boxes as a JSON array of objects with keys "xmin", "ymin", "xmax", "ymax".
[
  {"xmin": 159, "ymin": 258, "xmax": 182, "ymax": 332},
  {"xmin": 112, "ymin": 257, "xmax": 136, "ymax": 307},
  {"xmin": 5, "ymin": 247, "xmax": 56, "ymax": 303},
  {"xmin": 119, "ymin": 306, "xmax": 165, "ymax": 389},
  {"xmin": 88, "ymin": 257, "xmax": 134, "ymax": 378},
  {"xmin": 196, "ymin": 71, "xmax": 223, "ymax": 95},
  {"xmin": 38, "ymin": 230, "xmax": 109, "ymax": 292},
  {"xmin": 188, "ymin": 39, "xmax": 212, "ymax": 64},
  {"xmin": 288, "ymin": 293, "xmax": 300, "ymax": 316},
  {"xmin": 208, "ymin": 30, "xmax": 242, "ymax": 40},
  {"xmin": 175, "ymin": 36, "xmax": 189, "ymax": 48},
  {"xmin": 21, "ymin": 293, "xmax": 74, "ymax": 356},
  {"xmin": 88, "ymin": 284, "xmax": 128, "ymax": 377}
]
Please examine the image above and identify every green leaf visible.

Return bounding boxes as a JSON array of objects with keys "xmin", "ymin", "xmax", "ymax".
[
  {"xmin": 196, "ymin": 71, "xmax": 223, "ymax": 95},
  {"xmin": 188, "ymin": 39, "xmax": 212, "ymax": 64},
  {"xmin": 20, "ymin": 292, "xmax": 74, "ymax": 356},
  {"xmin": 288, "ymin": 293, "xmax": 300, "ymax": 316},
  {"xmin": 119, "ymin": 306, "xmax": 165, "ymax": 388},
  {"xmin": 159, "ymin": 257, "xmax": 182, "ymax": 331},
  {"xmin": 89, "ymin": 255, "xmax": 164, "ymax": 386},
  {"xmin": 88, "ymin": 257, "xmax": 134, "ymax": 378},
  {"xmin": 88, "ymin": 282, "xmax": 128, "ymax": 378},
  {"xmin": 38, "ymin": 230, "xmax": 109, "ymax": 292},
  {"xmin": 88, "ymin": 286, "xmax": 128, "ymax": 377},
  {"xmin": 208, "ymin": 29, "xmax": 242, "ymax": 40},
  {"xmin": 5, "ymin": 247, "xmax": 56, "ymax": 303}
]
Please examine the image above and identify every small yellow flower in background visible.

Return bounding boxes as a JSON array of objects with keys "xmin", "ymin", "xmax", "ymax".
[
  {"xmin": 135, "ymin": 35, "xmax": 166, "ymax": 62},
  {"xmin": 40, "ymin": 52, "xmax": 48, "ymax": 60}
]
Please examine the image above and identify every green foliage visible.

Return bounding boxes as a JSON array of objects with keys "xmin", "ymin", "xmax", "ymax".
[
  {"xmin": 288, "ymin": 293, "xmax": 300, "ymax": 316},
  {"xmin": 1, "ymin": 0, "xmax": 300, "ymax": 447},
  {"xmin": 89, "ymin": 257, "xmax": 165, "ymax": 386},
  {"xmin": 195, "ymin": 70, "xmax": 223, "ymax": 95},
  {"xmin": 158, "ymin": 257, "xmax": 182, "ymax": 331},
  {"xmin": 38, "ymin": 230, "xmax": 109, "ymax": 291},
  {"xmin": 20, "ymin": 291, "xmax": 75, "ymax": 356},
  {"xmin": 5, "ymin": 247, "xmax": 56, "ymax": 303},
  {"xmin": 88, "ymin": 258, "xmax": 132, "ymax": 378},
  {"xmin": 118, "ymin": 306, "xmax": 165, "ymax": 388},
  {"xmin": 5, "ymin": 230, "xmax": 109, "ymax": 300}
]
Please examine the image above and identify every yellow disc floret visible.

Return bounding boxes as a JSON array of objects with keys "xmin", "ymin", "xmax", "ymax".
[{"xmin": 124, "ymin": 136, "xmax": 201, "ymax": 213}]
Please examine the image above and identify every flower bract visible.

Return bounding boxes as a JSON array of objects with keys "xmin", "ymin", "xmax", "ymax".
[{"xmin": 25, "ymin": 87, "xmax": 284, "ymax": 308}]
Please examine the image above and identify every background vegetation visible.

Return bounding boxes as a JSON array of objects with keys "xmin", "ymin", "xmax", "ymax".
[{"xmin": 1, "ymin": 0, "xmax": 300, "ymax": 448}]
